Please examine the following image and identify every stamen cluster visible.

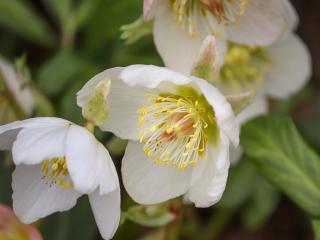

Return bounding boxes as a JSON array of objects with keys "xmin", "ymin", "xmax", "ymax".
[
  {"xmin": 41, "ymin": 157, "xmax": 72, "ymax": 189},
  {"xmin": 137, "ymin": 92, "xmax": 216, "ymax": 170}
]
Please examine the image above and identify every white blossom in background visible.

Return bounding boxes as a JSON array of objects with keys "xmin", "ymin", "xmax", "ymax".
[
  {"xmin": 77, "ymin": 65, "xmax": 239, "ymax": 207},
  {"xmin": 210, "ymin": 32, "xmax": 311, "ymax": 124},
  {"xmin": 0, "ymin": 57, "xmax": 35, "ymax": 116},
  {"xmin": 0, "ymin": 118, "xmax": 120, "ymax": 240},
  {"xmin": 143, "ymin": 0, "xmax": 297, "ymax": 74}
]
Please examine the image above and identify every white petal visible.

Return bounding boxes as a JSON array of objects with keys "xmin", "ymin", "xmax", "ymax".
[
  {"xmin": 95, "ymin": 142, "xmax": 119, "ymax": 195},
  {"xmin": 188, "ymin": 134, "xmax": 230, "ymax": 207},
  {"xmin": 65, "ymin": 125, "xmax": 100, "ymax": 194},
  {"xmin": 12, "ymin": 125, "xmax": 68, "ymax": 165},
  {"xmin": 229, "ymin": 145, "xmax": 243, "ymax": 165},
  {"xmin": 227, "ymin": 0, "xmax": 288, "ymax": 46},
  {"xmin": 122, "ymin": 141, "xmax": 192, "ymax": 204},
  {"xmin": 119, "ymin": 64, "xmax": 192, "ymax": 88},
  {"xmin": 77, "ymin": 67, "xmax": 147, "ymax": 140},
  {"xmin": 236, "ymin": 94, "xmax": 268, "ymax": 124},
  {"xmin": 192, "ymin": 77, "xmax": 239, "ymax": 146},
  {"xmin": 279, "ymin": 0, "xmax": 299, "ymax": 32},
  {"xmin": 12, "ymin": 164, "xmax": 81, "ymax": 223},
  {"xmin": 264, "ymin": 33, "xmax": 311, "ymax": 99},
  {"xmin": 153, "ymin": 3, "xmax": 207, "ymax": 74},
  {"xmin": 89, "ymin": 188, "xmax": 120, "ymax": 240},
  {"xmin": 0, "ymin": 118, "xmax": 68, "ymax": 150},
  {"xmin": 0, "ymin": 57, "xmax": 35, "ymax": 115}
]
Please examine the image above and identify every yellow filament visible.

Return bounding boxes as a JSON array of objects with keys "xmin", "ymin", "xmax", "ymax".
[{"xmin": 137, "ymin": 92, "xmax": 216, "ymax": 170}]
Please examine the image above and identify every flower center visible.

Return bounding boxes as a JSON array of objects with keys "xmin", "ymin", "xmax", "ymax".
[
  {"xmin": 169, "ymin": 0, "xmax": 249, "ymax": 36},
  {"xmin": 137, "ymin": 90, "xmax": 218, "ymax": 170},
  {"xmin": 219, "ymin": 42, "xmax": 270, "ymax": 94},
  {"xmin": 41, "ymin": 157, "xmax": 72, "ymax": 189}
]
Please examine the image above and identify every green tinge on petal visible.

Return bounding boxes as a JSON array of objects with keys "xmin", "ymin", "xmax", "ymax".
[
  {"xmin": 191, "ymin": 36, "xmax": 218, "ymax": 85},
  {"xmin": 83, "ymin": 79, "xmax": 110, "ymax": 126},
  {"xmin": 226, "ymin": 91, "xmax": 255, "ymax": 114}
]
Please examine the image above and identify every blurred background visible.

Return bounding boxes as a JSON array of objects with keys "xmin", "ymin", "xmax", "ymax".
[{"xmin": 0, "ymin": 0, "xmax": 319, "ymax": 239}]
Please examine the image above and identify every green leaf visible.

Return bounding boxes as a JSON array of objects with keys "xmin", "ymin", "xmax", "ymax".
[
  {"xmin": 36, "ymin": 51, "xmax": 91, "ymax": 97},
  {"xmin": 123, "ymin": 204, "xmax": 176, "ymax": 227},
  {"xmin": 241, "ymin": 176, "xmax": 280, "ymax": 230},
  {"xmin": 312, "ymin": 219, "xmax": 320, "ymax": 240},
  {"xmin": 0, "ymin": 0, "xmax": 55, "ymax": 46},
  {"xmin": 241, "ymin": 116, "xmax": 320, "ymax": 217}
]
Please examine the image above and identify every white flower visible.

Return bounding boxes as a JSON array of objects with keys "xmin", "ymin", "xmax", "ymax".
[
  {"xmin": 0, "ymin": 118, "xmax": 120, "ymax": 240},
  {"xmin": 144, "ymin": 0, "xmax": 297, "ymax": 74},
  {"xmin": 232, "ymin": 33, "xmax": 311, "ymax": 124},
  {"xmin": 0, "ymin": 57, "xmax": 35, "ymax": 117},
  {"xmin": 77, "ymin": 65, "xmax": 239, "ymax": 207}
]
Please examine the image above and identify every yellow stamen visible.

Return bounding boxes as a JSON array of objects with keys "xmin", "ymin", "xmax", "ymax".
[{"xmin": 41, "ymin": 157, "xmax": 72, "ymax": 189}]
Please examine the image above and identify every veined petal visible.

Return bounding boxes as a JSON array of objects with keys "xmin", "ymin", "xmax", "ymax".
[
  {"xmin": 236, "ymin": 94, "xmax": 268, "ymax": 124},
  {"xmin": 192, "ymin": 77, "xmax": 239, "ymax": 146},
  {"xmin": 65, "ymin": 125, "xmax": 100, "ymax": 194},
  {"xmin": 153, "ymin": 3, "xmax": 207, "ymax": 75},
  {"xmin": 0, "ymin": 118, "xmax": 68, "ymax": 150},
  {"xmin": 188, "ymin": 134, "xmax": 230, "ymax": 207},
  {"xmin": 95, "ymin": 142, "xmax": 119, "ymax": 195},
  {"xmin": 264, "ymin": 33, "xmax": 311, "ymax": 99},
  {"xmin": 122, "ymin": 141, "xmax": 192, "ymax": 204},
  {"xmin": 77, "ymin": 67, "xmax": 147, "ymax": 140},
  {"xmin": 227, "ymin": 0, "xmax": 288, "ymax": 46},
  {"xmin": 89, "ymin": 189, "xmax": 120, "ymax": 240},
  {"xmin": 12, "ymin": 126, "xmax": 68, "ymax": 165},
  {"xmin": 12, "ymin": 164, "xmax": 81, "ymax": 223}
]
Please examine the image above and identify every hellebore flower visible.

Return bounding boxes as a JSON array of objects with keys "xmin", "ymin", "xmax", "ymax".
[
  {"xmin": 220, "ymin": 33, "xmax": 311, "ymax": 123},
  {"xmin": 77, "ymin": 65, "xmax": 239, "ymax": 207},
  {"xmin": 143, "ymin": 0, "xmax": 297, "ymax": 74},
  {"xmin": 0, "ymin": 118, "xmax": 120, "ymax": 240},
  {"xmin": 0, "ymin": 204, "xmax": 42, "ymax": 240}
]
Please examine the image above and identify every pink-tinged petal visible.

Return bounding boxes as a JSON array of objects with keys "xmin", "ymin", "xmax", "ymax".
[
  {"xmin": 0, "ymin": 204, "xmax": 43, "ymax": 240},
  {"xmin": 144, "ymin": 0, "xmax": 157, "ymax": 21},
  {"xmin": 28, "ymin": 226, "xmax": 43, "ymax": 240},
  {"xmin": 191, "ymin": 35, "xmax": 219, "ymax": 84}
]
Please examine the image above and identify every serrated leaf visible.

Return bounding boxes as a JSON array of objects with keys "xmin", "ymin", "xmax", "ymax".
[
  {"xmin": 0, "ymin": 0, "xmax": 55, "ymax": 46},
  {"xmin": 123, "ymin": 205, "xmax": 175, "ymax": 227},
  {"xmin": 241, "ymin": 116, "xmax": 320, "ymax": 217}
]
